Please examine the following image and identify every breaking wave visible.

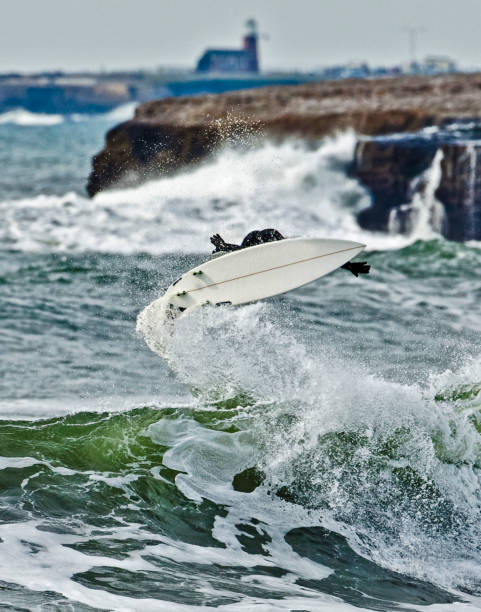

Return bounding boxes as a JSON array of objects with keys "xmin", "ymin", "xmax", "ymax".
[
  {"xmin": 4, "ymin": 101, "xmax": 481, "ymax": 610},
  {"xmin": 0, "ymin": 132, "xmax": 444, "ymax": 254},
  {"xmin": 134, "ymin": 296, "xmax": 481, "ymax": 603},
  {"xmin": 0, "ymin": 108, "xmax": 64, "ymax": 126},
  {"xmin": 0, "ymin": 102, "xmax": 137, "ymax": 127}
]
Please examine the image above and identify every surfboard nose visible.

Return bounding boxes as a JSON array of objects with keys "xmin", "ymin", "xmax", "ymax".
[
  {"xmin": 346, "ymin": 241, "xmax": 366, "ymax": 250},
  {"xmin": 338, "ymin": 240, "xmax": 366, "ymax": 250}
]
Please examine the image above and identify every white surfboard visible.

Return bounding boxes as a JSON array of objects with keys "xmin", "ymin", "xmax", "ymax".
[{"xmin": 138, "ymin": 238, "xmax": 365, "ymax": 326}]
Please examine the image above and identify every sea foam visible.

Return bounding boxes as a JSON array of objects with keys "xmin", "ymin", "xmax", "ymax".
[
  {"xmin": 0, "ymin": 108, "xmax": 64, "ymax": 126},
  {"xmin": 0, "ymin": 132, "xmax": 443, "ymax": 254},
  {"xmin": 150, "ymin": 298, "xmax": 481, "ymax": 596}
]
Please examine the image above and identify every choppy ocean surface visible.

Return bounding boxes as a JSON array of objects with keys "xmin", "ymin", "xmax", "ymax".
[{"xmin": 1, "ymin": 104, "xmax": 481, "ymax": 611}]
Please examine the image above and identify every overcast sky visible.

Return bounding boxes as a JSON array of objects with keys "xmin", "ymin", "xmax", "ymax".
[{"xmin": 2, "ymin": 0, "xmax": 480, "ymax": 72}]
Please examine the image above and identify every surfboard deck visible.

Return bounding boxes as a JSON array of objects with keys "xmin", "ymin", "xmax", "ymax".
[{"xmin": 144, "ymin": 238, "xmax": 365, "ymax": 322}]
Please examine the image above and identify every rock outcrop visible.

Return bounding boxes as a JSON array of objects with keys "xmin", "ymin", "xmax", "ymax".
[
  {"xmin": 353, "ymin": 138, "xmax": 438, "ymax": 232},
  {"xmin": 353, "ymin": 137, "xmax": 481, "ymax": 241},
  {"xmin": 87, "ymin": 73, "xmax": 481, "ymax": 198},
  {"xmin": 436, "ymin": 144, "xmax": 481, "ymax": 241},
  {"xmin": 350, "ymin": 138, "xmax": 437, "ymax": 232}
]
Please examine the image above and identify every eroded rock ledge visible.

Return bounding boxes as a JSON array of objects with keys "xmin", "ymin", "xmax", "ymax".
[
  {"xmin": 87, "ymin": 73, "xmax": 481, "ymax": 198},
  {"xmin": 353, "ymin": 138, "xmax": 481, "ymax": 241}
]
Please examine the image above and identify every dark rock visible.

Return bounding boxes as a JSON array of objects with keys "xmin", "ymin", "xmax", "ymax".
[
  {"xmin": 87, "ymin": 121, "xmax": 221, "ymax": 197},
  {"xmin": 353, "ymin": 139, "xmax": 438, "ymax": 231},
  {"xmin": 354, "ymin": 137, "xmax": 481, "ymax": 241},
  {"xmin": 232, "ymin": 467, "xmax": 265, "ymax": 493},
  {"xmin": 437, "ymin": 144, "xmax": 481, "ymax": 241}
]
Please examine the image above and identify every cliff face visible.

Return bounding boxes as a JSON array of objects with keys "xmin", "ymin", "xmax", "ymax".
[
  {"xmin": 436, "ymin": 144, "xmax": 481, "ymax": 241},
  {"xmin": 87, "ymin": 121, "xmax": 222, "ymax": 197},
  {"xmin": 87, "ymin": 73, "xmax": 481, "ymax": 198},
  {"xmin": 353, "ymin": 139, "xmax": 438, "ymax": 231},
  {"xmin": 351, "ymin": 140, "xmax": 436, "ymax": 231},
  {"xmin": 353, "ymin": 138, "xmax": 481, "ymax": 241}
]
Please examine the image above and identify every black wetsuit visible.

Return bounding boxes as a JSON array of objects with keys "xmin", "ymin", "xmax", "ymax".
[
  {"xmin": 211, "ymin": 229, "xmax": 284, "ymax": 252},
  {"xmin": 210, "ymin": 229, "xmax": 370, "ymax": 277}
]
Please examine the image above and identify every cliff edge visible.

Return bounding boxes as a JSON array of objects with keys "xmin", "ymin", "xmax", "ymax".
[{"xmin": 87, "ymin": 73, "xmax": 481, "ymax": 198}]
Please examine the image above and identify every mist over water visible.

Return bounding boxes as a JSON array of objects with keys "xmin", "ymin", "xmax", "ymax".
[{"xmin": 2, "ymin": 110, "xmax": 481, "ymax": 610}]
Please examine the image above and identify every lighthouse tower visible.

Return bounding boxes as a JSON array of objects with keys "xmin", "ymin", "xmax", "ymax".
[{"xmin": 243, "ymin": 19, "xmax": 259, "ymax": 72}]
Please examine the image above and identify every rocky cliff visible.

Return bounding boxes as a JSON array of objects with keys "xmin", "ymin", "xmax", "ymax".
[
  {"xmin": 353, "ymin": 137, "xmax": 481, "ymax": 242},
  {"xmin": 87, "ymin": 73, "xmax": 481, "ymax": 241},
  {"xmin": 87, "ymin": 73, "xmax": 481, "ymax": 198}
]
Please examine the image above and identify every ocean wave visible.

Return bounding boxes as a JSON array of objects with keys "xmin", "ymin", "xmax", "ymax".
[
  {"xmin": 0, "ymin": 133, "xmax": 443, "ymax": 254},
  {"xmin": 0, "ymin": 102, "xmax": 137, "ymax": 127},
  {"xmin": 102, "ymin": 101, "xmax": 138, "ymax": 121},
  {"xmin": 136, "ymin": 299, "xmax": 481, "ymax": 596},
  {"xmin": 3, "ymin": 244, "xmax": 481, "ymax": 607},
  {"xmin": 69, "ymin": 102, "xmax": 138, "ymax": 123},
  {"xmin": 0, "ymin": 108, "xmax": 64, "ymax": 126},
  {"xmin": 0, "ymin": 400, "xmax": 381, "ymax": 611}
]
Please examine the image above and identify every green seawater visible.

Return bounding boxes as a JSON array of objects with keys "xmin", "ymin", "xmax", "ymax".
[{"xmin": 1, "ymin": 243, "xmax": 481, "ymax": 610}]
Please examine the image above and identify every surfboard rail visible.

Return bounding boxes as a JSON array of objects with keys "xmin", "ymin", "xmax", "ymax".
[
  {"xmin": 152, "ymin": 237, "xmax": 366, "ymax": 319},
  {"xmin": 182, "ymin": 243, "xmax": 364, "ymax": 296}
]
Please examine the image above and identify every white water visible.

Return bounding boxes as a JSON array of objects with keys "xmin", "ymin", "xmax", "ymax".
[
  {"xmin": 135, "ymin": 298, "xmax": 481, "ymax": 605},
  {"xmin": 388, "ymin": 148, "xmax": 445, "ymax": 238},
  {"xmin": 0, "ymin": 108, "xmax": 64, "ymax": 126},
  {"xmin": 0, "ymin": 518, "xmax": 372, "ymax": 611},
  {"xmin": 102, "ymin": 101, "xmax": 137, "ymax": 121},
  {"xmin": 0, "ymin": 132, "xmax": 441, "ymax": 254},
  {"xmin": 70, "ymin": 101, "xmax": 138, "ymax": 123},
  {"xmin": 0, "ymin": 102, "xmax": 137, "ymax": 127}
]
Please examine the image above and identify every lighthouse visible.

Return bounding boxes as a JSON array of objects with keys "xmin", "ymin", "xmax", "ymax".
[
  {"xmin": 243, "ymin": 19, "xmax": 259, "ymax": 73},
  {"xmin": 196, "ymin": 19, "xmax": 260, "ymax": 74}
]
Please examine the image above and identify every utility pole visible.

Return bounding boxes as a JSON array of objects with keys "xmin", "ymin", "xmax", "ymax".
[{"xmin": 402, "ymin": 26, "xmax": 425, "ymax": 65}]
